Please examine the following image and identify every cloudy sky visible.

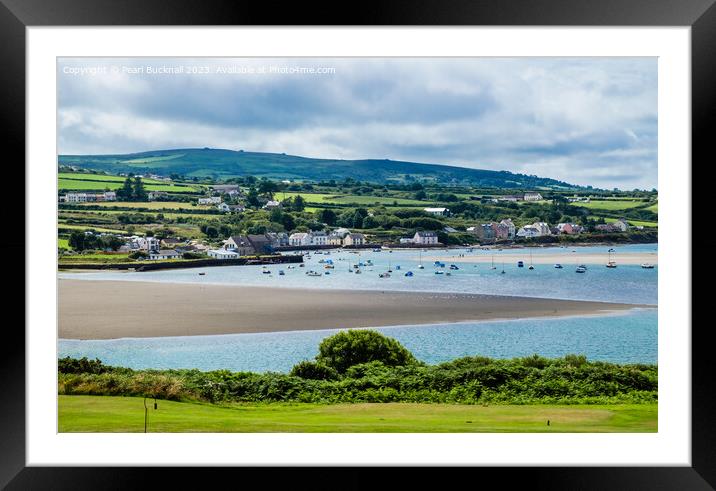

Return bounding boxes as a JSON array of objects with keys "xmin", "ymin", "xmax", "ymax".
[{"xmin": 58, "ymin": 57, "xmax": 657, "ymax": 189}]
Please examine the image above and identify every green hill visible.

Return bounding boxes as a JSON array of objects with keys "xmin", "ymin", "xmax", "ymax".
[{"xmin": 59, "ymin": 148, "xmax": 581, "ymax": 189}]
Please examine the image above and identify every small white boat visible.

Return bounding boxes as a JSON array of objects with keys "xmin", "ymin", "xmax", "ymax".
[
  {"xmin": 435, "ymin": 270, "xmax": 444, "ymax": 275},
  {"xmin": 379, "ymin": 272, "xmax": 390, "ymax": 278},
  {"xmin": 262, "ymin": 270, "xmax": 271, "ymax": 274},
  {"xmin": 554, "ymin": 264, "xmax": 563, "ymax": 269},
  {"xmin": 641, "ymin": 263, "xmax": 655, "ymax": 269},
  {"xmin": 306, "ymin": 270, "xmax": 322, "ymax": 276},
  {"xmin": 576, "ymin": 265, "xmax": 587, "ymax": 273}
]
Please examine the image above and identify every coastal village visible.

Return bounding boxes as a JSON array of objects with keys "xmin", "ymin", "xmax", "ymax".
[{"xmin": 58, "ymin": 171, "xmax": 657, "ymax": 269}]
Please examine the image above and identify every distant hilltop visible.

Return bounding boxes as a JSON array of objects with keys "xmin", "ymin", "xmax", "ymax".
[{"xmin": 58, "ymin": 148, "xmax": 584, "ymax": 190}]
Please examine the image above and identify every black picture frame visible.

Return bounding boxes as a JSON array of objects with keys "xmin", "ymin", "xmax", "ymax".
[{"xmin": 2, "ymin": 0, "xmax": 707, "ymax": 488}]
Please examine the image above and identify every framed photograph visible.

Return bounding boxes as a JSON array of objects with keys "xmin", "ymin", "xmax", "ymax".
[{"xmin": 4, "ymin": 0, "xmax": 710, "ymax": 487}]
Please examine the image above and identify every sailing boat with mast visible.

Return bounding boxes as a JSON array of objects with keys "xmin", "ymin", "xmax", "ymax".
[
  {"xmin": 606, "ymin": 248, "xmax": 617, "ymax": 268},
  {"xmin": 418, "ymin": 249, "xmax": 424, "ymax": 269},
  {"xmin": 528, "ymin": 250, "xmax": 535, "ymax": 270},
  {"xmin": 491, "ymin": 252, "xmax": 496, "ymax": 270}
]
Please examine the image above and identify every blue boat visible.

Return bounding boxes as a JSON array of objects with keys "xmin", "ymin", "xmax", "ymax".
[
  {"xmin": 517, "ymin": 261, "xmax": 524, "ymax": 268},
  {"xmin": 396, "ymin": 265, "xmax": 401, "ymax": 270},
  {"xmin": 449, "ymin": 264, "xmax": 459, "ymax": 270},
  {"xmin": 404, "ymin": 271, "xmax": 414, "ymax": 277}
]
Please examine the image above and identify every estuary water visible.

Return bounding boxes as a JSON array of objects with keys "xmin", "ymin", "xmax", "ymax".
[
  {"xmin": 60, "ymin": 244, "xmax": 657, "ymax": 305},
  {"xmin": 58, "ymin": 308, "xmax": 657, "ymax": 372},
  {"xmin": 59, "ymin": 243, "xmax": 658, "ymax": 370}
]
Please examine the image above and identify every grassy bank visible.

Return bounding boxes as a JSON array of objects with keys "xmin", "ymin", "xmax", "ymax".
[{"xmin": 58, "ymin": 395, "xmax": 657, "ymax": 433}]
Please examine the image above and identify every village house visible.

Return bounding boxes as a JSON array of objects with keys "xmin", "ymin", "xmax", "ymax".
[
  {"xmin": 328, "ymin": 229, "xmax": 350, "ymax": 246},
  {"xmin": 556, "ymin": 223, "xmax": 584, "ymax": 235},
  {"xmin": 498, "ymin": 195, "xmax": 522, "ymax": 202},
  {"xmin": 516, "ymin": 225, "xmax": 541, "ymax": 238},
  {"xmin": 222, "ymin": 235, "xmax": 256, "ymax": 255},
  {"xmin": 343, "ymin": 233, "xmax": 366, "ymax": 246},
  {"xmin": 262, "ymin": 200, "xmax": 281, "ymax": 210},
  {"xmin": 289, "ymin": 232, "xmax": 311, "ymax": 246},
  {"xmin": 216, "ymin": 202, "xmax": 231, "ymax": 212},
  {"xmin": 247, "ymin": 234, "xmax": 274, "ymax": 254},
  {"xmin": 149, "ymin": 249, "xmax": 181, "ymax": 260},
  {"xmin": 413, "ymin": 231, "xmax": 439, "ymax": 245},
  {"xmin": 499, "ymin": 219, "xmax": 516, "ymax": 239},
  {"xmin": 147, "ymin": 191, "xmax": 168, "ymax": 201},
  {"xmin": 423, "ymin": 207, "xmax": 449, "ymax": 216},
  {"xmin": 595, "ymin": 218, "xmax": 630, "ymax": 233},
  {"xmin": 468, "ymin": 224, "xmax": 496, "ymax": 241},
  {"xmin": 208, "ymin": 249, "xmax": 240, "ymax": 260},
  {"xmin": 309, "ymin": 231, "xmax": 328, "ymax": 246},
  {"xmin": 64, "ymin": 191, "xmax": 116, "ymax": 203},
  {"xmin": 198, "ymin": 196, "xmax": 222, "ymax": 205},
  {"xmin": 266, "ymin": 232, "xmax": 289, "ymax": 247},
  {"xmin": 211, "ymin": 184, "xmax": 242, "ymax": 196},
  {"xmin": 523, "ymin": 192, "xmax": 543, "ymax": 201},
  {"xmin": 134, "ymin": 236, "xmax": 160, "ymax": 252}
]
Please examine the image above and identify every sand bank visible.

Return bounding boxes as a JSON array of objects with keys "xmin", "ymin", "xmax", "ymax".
[{"xmin": 58, "ymin": 279, "xmax": 651, "ymax": 340}]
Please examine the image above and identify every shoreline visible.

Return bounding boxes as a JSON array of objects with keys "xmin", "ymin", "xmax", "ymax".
[{"xmin": 59, "ymin": 279, "xmax": 654, "ymax": 340}]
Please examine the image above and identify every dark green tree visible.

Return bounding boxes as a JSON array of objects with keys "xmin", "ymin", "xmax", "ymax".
[
  {"xmin": 132, "ymin": 177, "xmax": 148, "ymax": 201},
  {"xmin": 292, "ymin": 195, "xmax": 306, "ymax": 212},
  {"xmin": 316, "ymin": 330, "xmax": 418, "ymax": 373}
]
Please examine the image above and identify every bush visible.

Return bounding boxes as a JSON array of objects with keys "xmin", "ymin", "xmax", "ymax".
[
  {"xmin": 58, "ymin": 356, "xmax": 109, "ymax": 374},
  {"xmin": 290, "ymin": 361, "xmax": 340, "ymax": 381},
  {"xmin": 129, "ymin": 251, "xmax": 148, "ymax": 259},
  {"xmin": 316, "ymin": 330, "xmax": 419, "ymax": 373}
]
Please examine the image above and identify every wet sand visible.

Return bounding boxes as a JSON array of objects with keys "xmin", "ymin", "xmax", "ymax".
[{"xmin": 59, "ymin": 279, "xmax": 651, "ymax": 340}]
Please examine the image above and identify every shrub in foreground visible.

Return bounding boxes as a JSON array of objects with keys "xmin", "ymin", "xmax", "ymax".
[{"xmin": 316, "ymin": 330, "xmax": 419, "ymax": 373}]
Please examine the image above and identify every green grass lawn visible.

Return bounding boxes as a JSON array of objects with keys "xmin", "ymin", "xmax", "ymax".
[
  {"xmin": 58, "ymin": 395, "xmax": 657, "ymax": 433},
  {"xmin": 59, "ymin": 172, "xmax": 202, "ymax": 193},
  {"xmin": 75, "ymin": 201, "xmax": 211, "ymax": 210},
  {"xmin": 575, "ymin": 200, "xmax": 650, "ymax": 211},
  {"xmin": 587, "ymin": 216, "xmax": 658, "ymax": 228},
  {"xmin": 278, "ymin": 192, "xmax": 428, "ymax": 207},
  {"xmin": 57, "ymin": 223, "xmax": 127, "ymax": 234}
]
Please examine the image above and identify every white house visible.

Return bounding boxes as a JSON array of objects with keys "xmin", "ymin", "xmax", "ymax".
[
  {"xmin": 149, "ymin": 249, "xmax": 181, "ymax": 260},
  {"xmin": 309, "ymin": 231, "xmax": 328, "ymax": 246},
  {"xmin": 523, "ymin": 192, "xmax": 543, "ymax": 201},
  {"xmin": 289, "ymin": 232, "xmax": 311, "ymax": 246},
  {"xmin": 65, "ymin": 193, "xmax": 89, "ymax": 203},
  {"xmin": 216, "ymin": 202, "xmax": 231, "ymax": 212},
  {"xmin": 413, "ymin": 231, "xmax": 439, "ymax": 245},
  {"xmin": 533, "ymin": 222, "xmax": 551, "ymax": 235},
  {"xmin": 208, "ymin": 249, "xmax": 240, "ymax": 260},
  {"xmin": 399, "ymin": 237, "xmax": 414, "ymax": 244},
  {"xmin": 262, "ymin": 200, "xmax": 281, "ymax": 210},
  {"xmin": 198, "ymin": 196, "xmax": 222, "ymax": 205},
  {"xmin": 135, "ymin": 236, "xmax": 160, "ymax": 252},
  {"xmin": 424, "ymin": 207, "xmax": 449, "ymax": 216},
  {"xmin": 516, "ymin": 226, "xmax": 540, "ymax": 238},
  {"xmin": 103, "ymin": 191, "xmax": 117, "ymax": 201}
]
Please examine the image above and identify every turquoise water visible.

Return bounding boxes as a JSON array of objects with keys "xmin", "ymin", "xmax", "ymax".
[
  {"xmin": 60, "ymin": 244, "xmax": 657, "ymax": 305},
  {"xmin": 58, "ymin": 309, "xmax": 657, "ymax": 372}
]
